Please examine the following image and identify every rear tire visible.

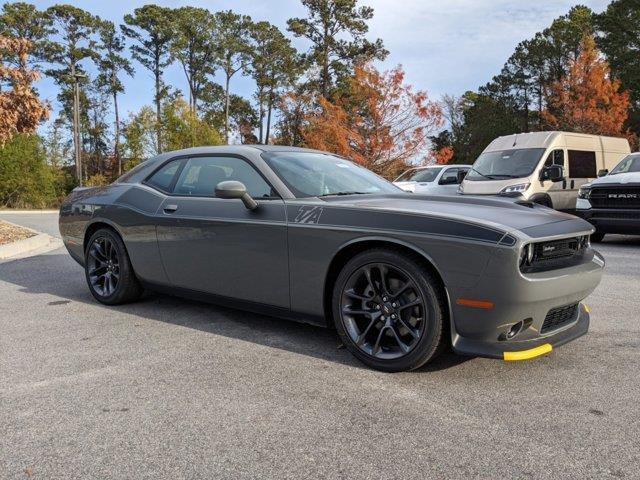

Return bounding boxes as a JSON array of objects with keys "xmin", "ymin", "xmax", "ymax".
[
  {"xmin": 332, "ymin": 248, "xmax": 447, "ymax": 372},
  {"xmin": 591, "ymin": 231, "xmax": 605, "ymax": 243},
  {"xmin": 85, "ymin": 228, "xmax": 143, "ymax": 305}
]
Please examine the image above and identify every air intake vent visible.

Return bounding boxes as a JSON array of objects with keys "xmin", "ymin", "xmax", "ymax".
[{"xmin": 541, "ymin": 304, "xmax": 579, "ymax": 333}]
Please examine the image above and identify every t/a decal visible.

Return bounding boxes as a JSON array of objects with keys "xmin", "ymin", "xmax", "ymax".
[{"xmin": 294, "ymin": 206, "xmax": 324, "ymax": 224}]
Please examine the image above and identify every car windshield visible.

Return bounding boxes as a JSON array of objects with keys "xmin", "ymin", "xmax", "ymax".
[
  {"xmin": 466, "ymin": 148, "xmax": 546, "ymax": 181},
  {"xmin": 263, "ymin": 152, "xmax": 401, "ymax": 198},
  {"xmin": 395, "ymin": 167, "xmax": 442, "ymax": 183},
  {"xmin": 610, "ymin": 155, "xmax": 640, "ymax": 175}
]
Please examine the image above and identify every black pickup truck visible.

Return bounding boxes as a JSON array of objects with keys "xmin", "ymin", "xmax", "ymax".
[{"xmin": 575, "ymin": 153, "xmax": 640, "ymax": 242}]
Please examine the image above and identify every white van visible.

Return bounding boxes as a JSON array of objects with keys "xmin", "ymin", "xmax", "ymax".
[{"xmin": 459, "ymin": 131, "xmax": 631, "ymax": 210}]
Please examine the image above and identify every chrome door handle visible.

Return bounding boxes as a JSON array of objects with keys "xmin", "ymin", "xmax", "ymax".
[{"xmin": 163, "ymin": 204, "xmax": 178, "ymax": 213}]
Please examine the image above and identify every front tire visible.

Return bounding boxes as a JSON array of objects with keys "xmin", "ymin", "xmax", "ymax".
[
  {"xmin": 332, "ymin": 249, "xmax": 447, "ymax": 372},
  {"xmin": 85, "ymin": 228, "xmax": 143, "ymax": 305}
]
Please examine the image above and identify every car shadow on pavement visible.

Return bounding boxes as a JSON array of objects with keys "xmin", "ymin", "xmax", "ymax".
[{"xmin": 0, "ymin": 250, "xmax": 471, "ymax": 372}]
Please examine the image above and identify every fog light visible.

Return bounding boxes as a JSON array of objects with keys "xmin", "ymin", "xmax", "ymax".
[{"xmin": 507, "ymin": 320, "xmax": 524, "ymax": 339}]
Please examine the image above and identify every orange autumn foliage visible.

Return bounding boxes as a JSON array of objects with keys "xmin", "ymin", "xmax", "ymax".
[
  {"xmin": 0, "ymin": 36, "xmax": 49, "ymax": 146},
  {"xmin": 542, "ymin": 36, "xmax": 631, "ymax": 140},
  {"xmin": 302, "ymin": 63, "xmax": 443, "ymax": 177},
  {"xmin": 432, "ymin": 146, "xmax": 454, "ymax": 165}
]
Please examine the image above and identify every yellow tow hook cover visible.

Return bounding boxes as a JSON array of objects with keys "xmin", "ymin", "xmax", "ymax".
[{"xmin": 503, "ymin": 343, "xmax": 553, "ymax": 361}]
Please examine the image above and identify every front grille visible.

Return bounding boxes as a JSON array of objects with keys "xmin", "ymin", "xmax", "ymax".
[
  {"xmin": 533, "ymin": 238, "xmax": 580, "ymax": 261},
  {"xmin": 521, "ymin": 236, "xmax": 588, "ymax": 273},
  {"xmin": 541, "ymin": 303, "xmax": 579, "ymax": 333},
  {"xmin": 592, "ymin": 210, "xmax": 640, "ymax": 220},
  {"xmin": 590, "ymin": 186, "xmax": 640, "ymax": 209}
]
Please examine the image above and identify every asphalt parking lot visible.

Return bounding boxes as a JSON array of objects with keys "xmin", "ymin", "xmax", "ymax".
[{"xmin": 1, "ymin": 212, "xmax": 639, "ymax": 479}]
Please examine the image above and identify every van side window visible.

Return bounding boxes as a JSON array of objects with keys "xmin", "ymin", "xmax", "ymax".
[
  {"xmin": 544, "ymin": 149, "xmax": 564, "ymax": 167},
  {"xmin": 568, "ymin": 150, "xmax": 597, "ymax": 178}
]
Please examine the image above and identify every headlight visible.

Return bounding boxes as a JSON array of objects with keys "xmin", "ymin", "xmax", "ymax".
[
  {"xmin": 578, "ymin": 186, "xmax": 591, "ymax": 199},
  {"xmin": 500, "ymin": 183, "xmax": 530, "ymax": 195},
  {"xmin": 519, "ymin": 243, "xmax": 535, "ymax": 268}
]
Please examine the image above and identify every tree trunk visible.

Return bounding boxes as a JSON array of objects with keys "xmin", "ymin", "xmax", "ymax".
[
  {"xmin": 113, "ymin": 90, "xmax": 121, "ymax": 176},
  {"xmin": 155, "ymin": 58, "xmax": 162, "ymax": 153},
  {"xmin": 265, "ymin": 88, "xmax": 274, "ymax": 145},
  {"xmin": 224, "ymin": 72, "xmax": 231, "ymax": 144},
  {"xmin": 258, "ymin": 87, "xmax": 264, "ymax": 144},
  {"xmin": 71, "ymin": 62, "xmax": 82, "ymax": 186}
]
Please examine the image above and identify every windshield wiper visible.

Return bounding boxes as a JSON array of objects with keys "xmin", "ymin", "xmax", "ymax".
[
  {"xmin": 469, "ymin": 166, "xmax": 501, "ymax": 180},
  {"xmin": 318, "ymin": 191, "xmax": 370, "ymax": 197}
]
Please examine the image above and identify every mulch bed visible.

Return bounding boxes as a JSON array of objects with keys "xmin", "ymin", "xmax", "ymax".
[{"xmin": 0, "ymin": 220, "xmax": 35, "ymax": 246}]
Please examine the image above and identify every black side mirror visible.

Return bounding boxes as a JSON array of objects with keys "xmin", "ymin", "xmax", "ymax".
[
  {"xmin": 597, "ymin": 169, "xmax": 608, "ymax": 177},
  {"xmin": 457, "ymin": 170, "xmax": 468, "ymax": 184},
  {"xmin": 540, "ymin": 165, "xmax": 564, "ymax": 183},
  {"xmin": 215, "ymin": 180, "xmax": 258, "ymax": 210}
]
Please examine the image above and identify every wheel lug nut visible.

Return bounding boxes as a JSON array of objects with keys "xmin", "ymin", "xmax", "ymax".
[
  {"xmin": 381, "ymin": 316, "xmax": 385, "ymax": 320},
  {"xmin": 383, "ymin": 296, "xmax": 388, "ymax": 302},
  {"xmin": 391, "ymin": 314, "xmax": 396, "ymax": 319},
  {"xmin": 392, "ymin": 303, "xmax": 397, "ymax": 308},
  {"xmin": 376, "ymin": 305, "xmax": 381, "ymax": 309}
]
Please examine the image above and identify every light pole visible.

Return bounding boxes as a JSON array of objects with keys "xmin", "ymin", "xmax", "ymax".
[{"xmin": 71, "ymin": 71, "xmax": 88, "ymax": 186}]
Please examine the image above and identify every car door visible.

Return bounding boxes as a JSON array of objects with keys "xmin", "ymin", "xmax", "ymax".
[
  {"xmin": 153, "ymin": 155, "xmax": 289, "ymax": 308},
  {"xmin": 542, "ymin": 149, "xmax": 569, "ymax": 209},
  {"xmin": 436, "ymin": 167, "xmax": 461, "ymax": 195}
]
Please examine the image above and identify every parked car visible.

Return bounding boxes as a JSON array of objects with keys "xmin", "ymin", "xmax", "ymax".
[
  {"xmin": 459, "ymin": 131, "xmax": 630, "ymax": 210},
  {"xmin": 394, "ymin": 165, "xmax": 471, "ymax": 194},
  {"xmin": 60, "ymin": 145, "xmax": 603, "ymax": 372},
  {"xmin": 575, "ymin": 152, "xmax": 640, "ymax": 242}
]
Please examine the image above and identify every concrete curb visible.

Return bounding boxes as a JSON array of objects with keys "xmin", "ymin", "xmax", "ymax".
[
  {"xmin": 0, "ymin": 209, "xmax": 59, "ymax": 214},
  {"xmin": 0, "ymin": 219, "xmax": 63, "ymax": 260}
]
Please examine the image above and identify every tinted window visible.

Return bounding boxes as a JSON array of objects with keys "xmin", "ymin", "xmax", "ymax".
[
  {"xmin": 263, "ymin": 152, "xmax": 400, "ymax": 198},
  {"xmin": 544, "ymin": 149, "xmax": 564, "ymax": 167},
  {"xmin": 147, "ymin": 160, "xmax": 181, "ymax": 192},
  {"xmin": 117, "ymin": 159, "xmax": 152, "ymax": 183},
  {"xmin": 466, "ymin": 148, "xmax": 545, "ymax": 180},
  {"xmin": 610, "ymin": 155, "xmax": 640, "ymax": 175},
  {"xmin": 439, "ymin": 168, "xmax": 458, "ymax": 184},
  {"xmin": 173, "ymin": 156, "xmax": 275, "ymax": 198},
  {"xmin": 568, "ymin": 150, "xmax": 596, "ymax": 178},
  {"xmin": 395, "ymin": 167, "xmax": 442, "ymax": 182}
]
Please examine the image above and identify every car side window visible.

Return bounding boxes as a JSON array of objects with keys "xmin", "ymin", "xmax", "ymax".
[
  {"xmin": 544, "ymin": 149, "xmax": 565, "ymax": 167},
  {"xmin": 146, "ymin": 159, "xmax": 181, "ymax": 192},
  {"xmin": 439, "ymin": 168, "xmax": 458, "ymax": 185},
  {"xmin": 173, "ymin": 156, "xmax": 276, "ymax": 198},
  {"xmin": 568, "ymin": 150, "xmax": 596, "ymax": 178}
]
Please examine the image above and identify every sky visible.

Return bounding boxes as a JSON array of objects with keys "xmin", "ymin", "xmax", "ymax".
[{"xmin": 24, "ymin": 0, "xmax": 612, "ymax": 132}]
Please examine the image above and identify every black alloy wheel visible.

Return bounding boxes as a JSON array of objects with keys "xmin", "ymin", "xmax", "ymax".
[
  {"xmin": 87, "ymin": 236, "xmax": 120, "ymax": 297},
  {"xmin": 85, "ymin": 228, "xmax": 143, "ymax": 305},
  {"xmin": 341, "ymin": 262, "xmax": 426, "ymax": 359},
  {"xmin": 333, "ymin": 249, "xmax": 446, "ymax": 372}
]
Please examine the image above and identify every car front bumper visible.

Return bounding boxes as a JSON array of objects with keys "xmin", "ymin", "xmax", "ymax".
[
  {"xmin": 575, "ymin": 207, "xmax": 640, "ymax": 234},
  {"xmin": 448, "ymin": 249, "xmax": 604, "ymax": 360},
  {"xmin": 452, "ymin": 304, "xmax": 590, "ymax": 360}
]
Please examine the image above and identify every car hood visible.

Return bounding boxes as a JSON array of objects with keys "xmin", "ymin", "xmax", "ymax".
[
  {"xmin": 393, "ymin": 181, "xmax": 434, "ymax": 192},
  {"xmin": 590, "ymin": 172, "xmax": 640, "ymax": 185},
  {"xmin": 319, "ymin": 193, "xmax": 592, "ymax": 238},
  {"xmin": 461, "ymin": 177, "xmax": 529, "ymax": 195}
]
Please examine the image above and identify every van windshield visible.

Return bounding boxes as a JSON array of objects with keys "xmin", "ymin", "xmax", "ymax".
[
  {"xmin": 395, "ymin": 167, "xmax": 442, "ymax": 182},
  {"xmin": 466, "ymin": 148, "xmax": 546, "ymax": 181}
]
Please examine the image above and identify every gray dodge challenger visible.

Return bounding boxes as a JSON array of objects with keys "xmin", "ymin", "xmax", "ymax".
[{"xmin": 59, "ymin": 145, "xmax": 604, "ymax": 371}]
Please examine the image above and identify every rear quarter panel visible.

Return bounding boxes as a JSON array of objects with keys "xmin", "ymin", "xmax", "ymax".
[{"xmin": 59, "ymin": 184, "xmax": 168, "ymax": 283}]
